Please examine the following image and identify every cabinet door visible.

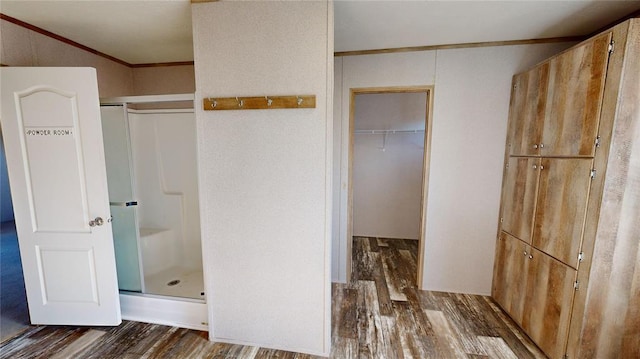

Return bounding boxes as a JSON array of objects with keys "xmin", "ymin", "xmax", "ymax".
[
  {"xmin": 542, "ymin": 32, "xmax": 612, "ymax": 157},
  {"xmin": 492, "ymin": 232, "xmax": 531, "ymax": 326},
  {"xmin": 533, "ymin": 158, "xmax": 593, "ymax": 268},
  {"xmin": 509, "ymin": 63, "xmax": 548, "ymax": 156},
  {"xmin": 522, "ymin": 248, "xmax": 577, "ymax": 359},
  {"xmin": 501, "ymin": 157, "xmax": 541, "ymax": 243}
]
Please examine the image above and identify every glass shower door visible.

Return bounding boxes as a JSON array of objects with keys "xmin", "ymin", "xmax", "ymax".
[{"xmin": 101, "ymin": 105, "xmax": 143, "ymax": 292}]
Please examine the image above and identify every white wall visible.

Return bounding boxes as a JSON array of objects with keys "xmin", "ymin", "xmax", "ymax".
[
  {"xmin": 333, "ymin": 43, "xmax": 575, "ymax": 292},
  {"xmin": 192, "ymin": 1, "xmax": 332, "ymax": 356},
  {"xmin": 353, "ymin": 93, "xmax": 426, "ymax": 239}
]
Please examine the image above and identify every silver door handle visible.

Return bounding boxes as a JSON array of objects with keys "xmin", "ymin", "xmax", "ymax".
[{"xmin": 89, "ymin": 217, "xmax": 104, "ymax": 227}]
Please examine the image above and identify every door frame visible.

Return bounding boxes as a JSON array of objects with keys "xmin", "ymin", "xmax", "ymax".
[{"xmin": 347, "ymin": 86, "xmax": 434, "ymax": 288}]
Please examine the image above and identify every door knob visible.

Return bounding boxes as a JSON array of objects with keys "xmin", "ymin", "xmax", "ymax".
[{"xmin": 89, "ymin": 217, "xmax": 104, "ymax": 227}]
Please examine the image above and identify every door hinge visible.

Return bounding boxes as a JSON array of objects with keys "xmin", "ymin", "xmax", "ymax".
[
  {"xmin": 590, "ymin": 169, "xmax": 597, "ymax": 179},
  {"xmin": 595, "ymin": 136, "xmax": 601, "ymax": 148},
  {"xmin": 578, "ymin": 252, "xmax": 584, "ymax": 262},
  {"xmin": 574, "ymin": 280, "xmax": 580, "ymax": 290},
  {"xmin": 608, "ymin": 40, "xmax": 615, "ymax": 54}
]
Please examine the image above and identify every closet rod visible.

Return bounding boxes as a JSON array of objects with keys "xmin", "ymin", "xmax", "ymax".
[
  {"xmin": 100, "ymin": 93, "xmax": 194, "ymax": 105},
  {"xmin": 355, "ymin": 129, "xmax": 425, "ymax": 135}
]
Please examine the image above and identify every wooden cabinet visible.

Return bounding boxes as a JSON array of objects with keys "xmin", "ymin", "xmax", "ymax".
[
  {"xmin": 532, "ymin": 158, "xmax": 593, "ymax": 268},
  {"xmin": 494, "ymin": 233, "xmax": 577, "ymax": 359},
  {"xmin": 501, "ymin": 157, "xmax": 593, "ymax": 269},
  {"xmin": 492, "ymin": 232, "xmax": 530, "ymax": 325},
  {"xmin": 509, "ymin": 33, "xmax": 612, "ymax": 158},
  {"xmin": 501, "ymin": 157, "xmax": 540, "ymax": 243},
  {"xmin": 542, "ymin": 33, "xmax": 611, "ymax": 157},
  {"xmin": 521, "ymin": 247, "xmax": 576, "ymax": 359},
  {"xmin": 509, "ymin": 64, "xmax": 548, "ymax": 156},
  {"xmin": 493, "ymin": 19, "xmax": 640, "ymax": 359}
]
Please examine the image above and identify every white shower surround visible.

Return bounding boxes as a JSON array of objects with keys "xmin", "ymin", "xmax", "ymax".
[{"xmin": 128, "ymin": 109, "xmax": 202, "ymax": 275}]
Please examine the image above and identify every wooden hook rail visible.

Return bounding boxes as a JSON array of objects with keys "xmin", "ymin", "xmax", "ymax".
[{"xmin": 203, "ymin": 95, "xmax": 316, "ymax": 111}]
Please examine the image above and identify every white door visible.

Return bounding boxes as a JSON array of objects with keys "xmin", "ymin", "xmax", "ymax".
[{"xmin": 0, "ymin": 67, "xmax": 121, "ymax": 325}]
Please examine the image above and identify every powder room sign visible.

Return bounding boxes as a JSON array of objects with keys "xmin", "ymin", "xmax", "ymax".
[{"xmin": 25, "ymin": 127, "xmax": 74, "ymax": 137}]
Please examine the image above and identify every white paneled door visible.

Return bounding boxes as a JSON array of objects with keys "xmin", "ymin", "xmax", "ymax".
[{"xmin": 0, "ymin": 68, "xmax": 121, "ymax": 325}]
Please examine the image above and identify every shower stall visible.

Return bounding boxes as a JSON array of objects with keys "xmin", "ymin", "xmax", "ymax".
[{"xmin": 99, "ymin": 94, "xmax": 206, "ymax": 329}]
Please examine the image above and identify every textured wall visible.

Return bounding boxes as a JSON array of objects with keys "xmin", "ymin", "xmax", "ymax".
[{"xmin": 192, "ymin": 1, "xmax": 332, "ymax": 355}]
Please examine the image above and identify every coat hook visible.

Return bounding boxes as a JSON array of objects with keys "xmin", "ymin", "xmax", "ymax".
[
  {"xmin": 297, "ymin": 96, "xmax": 303, "ymax": 106},
  {"xmin": 209, "ymin": 98, "xmax": 217, "ymax": 109},
  {"xmin": 266, "ymin": 96, "xmax": 273, "ymax": 107},
  {"xmin": 236, "ymin": 97, "xmax": 244, "ymax": 108}
]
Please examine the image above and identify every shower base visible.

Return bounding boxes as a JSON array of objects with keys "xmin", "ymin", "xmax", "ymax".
[
  {"xmin": 120, "ymin": 292, "xmax": 207, "ymax": 331},
  {"xmin": 144, "ymin": 267, "xmax": 204, "ymax": 300}
]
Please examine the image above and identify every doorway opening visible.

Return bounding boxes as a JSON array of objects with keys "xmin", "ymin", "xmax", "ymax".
[{"xmin": 348, "ymin": 87, "xmax": 434, "ymax": 288}]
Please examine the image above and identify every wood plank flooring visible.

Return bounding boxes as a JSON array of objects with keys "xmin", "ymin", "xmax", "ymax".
[{"xmin": 0, "ymin": 237, "xmax": 546, "ymax": 358}]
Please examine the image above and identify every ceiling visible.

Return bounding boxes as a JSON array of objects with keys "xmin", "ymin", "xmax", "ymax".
[{"xmin": 1, "ymin": 1, "xmax": 639, "ymax": 65}]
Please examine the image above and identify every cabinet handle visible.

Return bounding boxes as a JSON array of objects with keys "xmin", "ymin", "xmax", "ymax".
[
  {"xmin": 524, "ymin": 251, "xmax": 528, "ymax": 256},
  {"xmin": 529, "ymin": 254, "xmax": 533, "ymax": 260},
  {"xmin": 533, "ymin": 144, "xmax": 538, "ymax": 149},
  {"xmin": 532, "ymin": 165, "xmax": 537, "ymax": 169},
  {"xmin": 540, "ymin": 165, "xmax": 544, "ymax": 170},
  {"xmin": 539, "ymin": 143, "xmax": 544, "ymax": 148}
]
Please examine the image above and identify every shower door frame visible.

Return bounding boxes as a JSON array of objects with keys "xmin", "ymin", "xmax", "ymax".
[
  {"xmin": 100, "ymin": 93, "xmax": 207, "ymax": 331},
  {"xmin": 101, "ymin": 104, "xmax": 146, "ymax": 293}
]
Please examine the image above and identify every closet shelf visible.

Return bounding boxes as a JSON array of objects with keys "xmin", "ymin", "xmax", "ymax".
[{"xmin": 355, "ymin": 129, "xmax": 425, "ymax": 135}]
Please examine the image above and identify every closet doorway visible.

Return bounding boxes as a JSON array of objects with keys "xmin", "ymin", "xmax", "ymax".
[{"xmin": 348, "ymin": 86, "xmax": 433, "ymax": 288}]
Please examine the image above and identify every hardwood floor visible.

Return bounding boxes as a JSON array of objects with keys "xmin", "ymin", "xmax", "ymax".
[
  {"xmin": 0, "ymin": 237, "xmax": 546, "ymax": 358},
  {"xmin": 334, "ymin": 237, "xmax": 546, "ymax": 358}
]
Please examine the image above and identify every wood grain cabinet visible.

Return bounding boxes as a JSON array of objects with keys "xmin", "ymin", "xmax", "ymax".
[
  {"xmin": 493, "ymin": 19, "xmax": 640, "ymax": 359},
  {"xmin": 508, "ymin": 32, "xmax": 611, "ymax": 158},
  {"xmin": 508, "ymin": 64, "xmax": 548, "ymax": 156},
  {"xmin": 541, "ymin": 33, "xmax": 611, "ymax": 157},
  {"xmin": 532, "ymin": 158, "xmax": 593, "ymax": 268},
  {"xmin": 495, "ymin": 232, "xmax": 577, "ymax": 359},
  {"xmin": 492, "ymin": 232, "xmax": 530, "ymax": 325},
  {"xmin": 501, "ymin": 157, "xmax": 541, "ymax": 243},
  {"xmin": 502, "ymin": 156, "xmax": 594, "ymax": 269}
]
